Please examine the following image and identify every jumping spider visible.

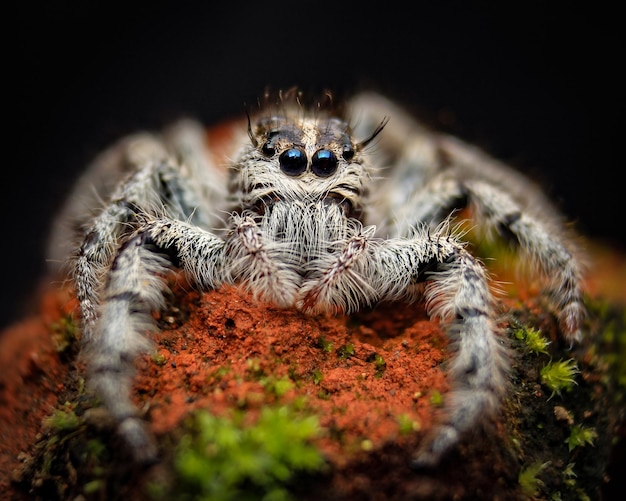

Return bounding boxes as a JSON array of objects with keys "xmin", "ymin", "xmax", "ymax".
[{"xmin": 48, "ymin": 89, "xmax": 585, "ymax": 467}]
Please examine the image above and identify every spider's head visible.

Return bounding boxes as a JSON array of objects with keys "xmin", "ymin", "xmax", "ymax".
[{"xmin": 231, "ymin": 91, "xmax": 386, "ymax": 220}]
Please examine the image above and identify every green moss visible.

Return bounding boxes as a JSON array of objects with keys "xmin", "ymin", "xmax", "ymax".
[
  {"xmin": 429, "ymin": 390, "xmax": 444, "ymax": 407},
  {"xmin": 260, "ymin": 375, "xmax": 294, "ymax": 397},
  {"xmin": 562, "ymin": 462, "xmax": 577, "ymax": 487},
  {"xmin": 316, "ymin": 389, "xmax": 331, "ymax": 400},
  {"xmin": 50, "ymin": 313, "xmax": 78, "ymax": 353},
  {"xmin": 396, "ymin": 413, "xmax": 420, "ymax": 435},
  {"xmin": 591, "ymin": 299, "xmax": 626, "ymax": 389},
  {"xmin": 315, "ymin": 336, "xmax": 334, "ymax": 354},
  {"xmin": 312, "ymin": 369, "xmax": 324, "ymax": 385},
  {"xmin": 44, "ymin": 402, "xmax": 81, "ymax": 432},
  {"xmin": 515, "ymin": 326, "xmax": 550, "ymax": 355},
  {"xmin": 518, "ymin": 461, "xmax": 549, "ymax": 497},
  {"xmin": 540, "ymin": 359, "xmax": 579, "ymax": 398},
  {"xmin": 246, "ymin": 357, "xmax": 265, "ymax": 378},
  {"xmin": 152, "ymin": 352, "xmax": 167, "ymax": 366},
  {"xmin": 360, "ymin": 439, "xmax": 374, "ymax": 451},
  {"xmin": 367, "ymin": 353, "xmax": 386, "ymax": 378},
  {"xmin": 83, "ymin": 479, "xmax": 105, "ymax": 494},
  {"xmin": 168, "ymin": 405, "xmax": 325, "ymax": 500},
  {"xmin": 565, "ymin": 425, "xmax": 598, "ymax": 452},
  {"xmin": 27, "ymin": 399, "xmax": 114, "ymax": 499},
  {"xmin": 208, "ymin": 365, "xmax": 232, "ymax": 384},
  {"xmin": 337, "ymin": 343, "xmax": 355, "ymax": 359}
]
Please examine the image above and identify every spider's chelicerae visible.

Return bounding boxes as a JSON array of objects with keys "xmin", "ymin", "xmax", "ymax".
[{"xmin": 49, "ymin": 90, "xmax": 586, "ymax": 468}]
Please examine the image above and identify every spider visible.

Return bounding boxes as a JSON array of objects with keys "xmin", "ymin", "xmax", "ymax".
[{"xmin": 48, "ymin": 89, "xmax": 586, "ymax": 468}]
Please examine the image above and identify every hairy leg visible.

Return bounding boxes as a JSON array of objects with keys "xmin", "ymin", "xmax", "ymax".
[
  {"xmin": 86, "ymin": 216, "xmax": 228, "ymax": 462},
  {"xmin": 86, "ymin": 233, "xmax": 171, "ymax": 463},
  {"xmin": 464, "ymin": 179, "xmax": 585, "ymax": 342},
  {"xmin": 295, "ymin": 221, "xmax": 509, "ymax": 466},
  {"xmin": 393, "ymin": 173, "xmax": 585, "ymax": 342},
  {"xmin": 72, "ymin": 127, "xmax": 220, "ymax": 340},
  {"xmin": 225, "ymin": 214, "xmax": 303, "ymax": 306},
  {"xmin": 73, "ymin": 136, "xmax": 173, "ymax": 340},
  {"xmin": 376, "ymin": 230, "xmax": 508, "ymax": 467}
]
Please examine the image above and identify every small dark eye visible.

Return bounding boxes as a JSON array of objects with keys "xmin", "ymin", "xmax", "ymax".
[
  {"xmin": 311, "ymin": 149, "xmax": 338, "ymax": 177},
  {"xmin": 279, "ymin": 148, "xmax": 308, "ymax": 176},
  {"xmin": 342, "ymin": 144, "xmax": 354, "ymax": 161},
  {"xmin": 262, "ymin": 142, "xmax": 275, "ymax": 157}
]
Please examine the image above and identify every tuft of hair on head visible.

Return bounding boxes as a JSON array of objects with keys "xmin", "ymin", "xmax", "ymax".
[
  {"xmin": 251, "ymin": 87, "xmax": 350, "ymax": 120},
  {"xmin": 246, "ymin": 87, "xmax": 353, "ymax": 146}
]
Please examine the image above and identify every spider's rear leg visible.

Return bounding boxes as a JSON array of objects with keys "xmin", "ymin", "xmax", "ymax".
[
  {"xmin": 395, "ymin": 174, "xmax": 585, "ymax": 343},
  {"xmin": 464, "ymin": 179, "xmax": 585, "ymax": 343},
  {"xmin": 71, "ymin": 129, "xmax": 216, "ymax": 341}
]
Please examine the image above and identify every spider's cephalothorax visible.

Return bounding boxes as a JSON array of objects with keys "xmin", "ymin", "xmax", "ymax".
[
  {"xmin": 49, "ymin": 91, "xmax": 586, "ymax": 468},
  {"xmin": 223, "ymin": 104, "xmax": 389, "ymax": 313}
]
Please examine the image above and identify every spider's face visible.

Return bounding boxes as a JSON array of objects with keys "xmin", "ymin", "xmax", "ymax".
[
  {"xmin": 232, "ymin": 112, "xmax": 369, "ymax": 220},
  {"xmin": 254, "ymin": 115, "xmax": 356, "ymax": 179}
]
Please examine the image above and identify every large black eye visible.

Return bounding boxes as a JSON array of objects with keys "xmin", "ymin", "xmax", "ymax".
[
  {"xmin": 311, "ymin": 149, "xmax": 338, "ymax": 177},
  {"xmin": 279, "ymin": 147, "xmax": 307, "ymax": 176}
]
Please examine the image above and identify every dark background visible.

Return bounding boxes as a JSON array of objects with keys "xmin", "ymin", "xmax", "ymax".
[{"xmin": 4, "ymin": 1, "xmax": 625, "ymax": 495}]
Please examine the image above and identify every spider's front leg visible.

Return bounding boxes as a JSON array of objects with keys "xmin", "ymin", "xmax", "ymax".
[
  {"xmin": 391, "ymin": 235, "xmax": 510, "ymax": 467},
  {"xmin": 88, "ymin": 217, "xmax": 228, "ymax": 463},
  {"xmin": 224, "ymin": 214, "xmax": 303, "ymax": 307},
  {"xmin": 299, "ymin": 223, "xmax": 508, "ymax": 466},
  {"xmin": 379, "ymin": 232, "xmax": 510, "ymax": 467}
]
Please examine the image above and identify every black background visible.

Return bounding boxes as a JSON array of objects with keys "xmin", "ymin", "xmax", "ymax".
[{"xmin": 5, "ymin": 1, "xmax": 624, "ymax": 495}]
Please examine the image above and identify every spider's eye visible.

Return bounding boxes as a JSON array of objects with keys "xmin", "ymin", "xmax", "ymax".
[
  {"xmin": 342, "ymin": 144, "xmax": 354, "ymax": 161},
  {"xmin": 311, "ymin": 149, "xmax": 338, "ymax": 177},
  {"xmin": 262, "ymin": 142, "xmax": 275, "ymax": 157},
  {"xmin": 279, "ymin": 147, "xmax": 307, "ymax": 176}
]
